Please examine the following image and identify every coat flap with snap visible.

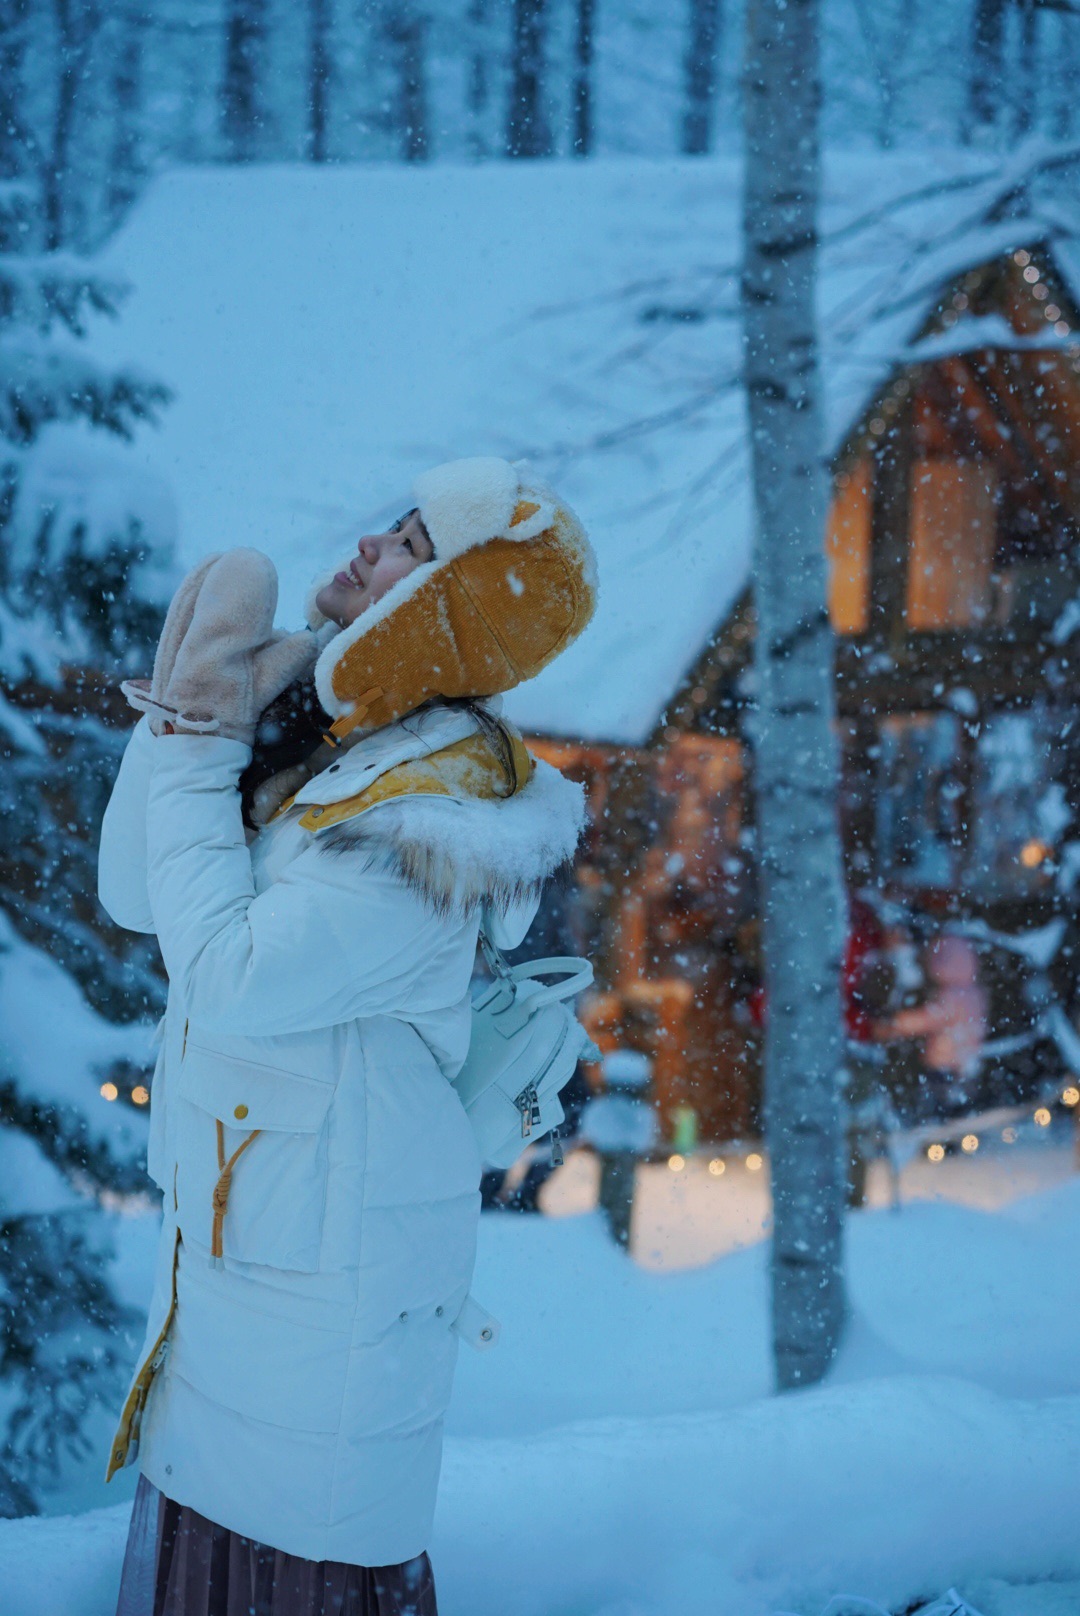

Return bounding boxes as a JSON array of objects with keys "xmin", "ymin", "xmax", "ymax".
[
  {"xmin": 179, "ymin": 1044, "xmax": 334, "ymax": 1133},
  {"xmin": 450, "ymin": 1293, "xmax": 500, "ymax": 1351},
  {"xmin": 290, "ymin": 706, "xmax": 479, "ymax": 809}
]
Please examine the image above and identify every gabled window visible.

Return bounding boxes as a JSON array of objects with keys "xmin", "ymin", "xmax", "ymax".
[
  {"xmin": 906, "ymin": 457, "xmax": 998, "ymax": 630},
  {"xmin": 828, "ymin": 246, "xmax": 1080, "ymax": 643},
  {"xmin": 826, "ymin": 460, "xmax": 871, "ymax": 634}
]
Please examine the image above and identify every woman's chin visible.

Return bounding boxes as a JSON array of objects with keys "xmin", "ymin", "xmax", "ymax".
[{"xmin": 315, "ymin": 583, "xmax": 361, "ymax": 629}]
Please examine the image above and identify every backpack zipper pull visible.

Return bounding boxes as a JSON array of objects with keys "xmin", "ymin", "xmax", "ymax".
[
  {"xmin": 550, "ymin": 1128, "xmax": 564, "ymax": 1167},
  {"xmin": 515, "ymin": 1082, "xmax": 539, "ymax": 1138}
]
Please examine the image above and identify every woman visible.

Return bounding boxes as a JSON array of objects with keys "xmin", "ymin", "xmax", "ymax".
[{"xmin": 99, "ymin": 456, "xmax": 597, "ymax": 1615}]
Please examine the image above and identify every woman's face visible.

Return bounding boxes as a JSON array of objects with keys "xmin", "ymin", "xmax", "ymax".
[{"xmin": 315, "ymin": 509, "xmax": 434, "ymax": 629}]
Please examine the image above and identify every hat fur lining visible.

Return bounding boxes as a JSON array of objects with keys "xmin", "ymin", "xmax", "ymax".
[{"xmin": 413, "ymin": 456, "xmax": 519, "ymax": 561}]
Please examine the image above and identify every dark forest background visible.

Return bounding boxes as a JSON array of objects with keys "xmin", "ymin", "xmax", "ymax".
[{"xmin": 4, "ymin": 0, "xmax": 1076, "ymax": 251}]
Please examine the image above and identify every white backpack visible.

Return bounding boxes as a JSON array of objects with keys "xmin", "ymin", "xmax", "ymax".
[{"xmin": 451, "ymin": 931, "xmax": 597, "ymax": 1169}]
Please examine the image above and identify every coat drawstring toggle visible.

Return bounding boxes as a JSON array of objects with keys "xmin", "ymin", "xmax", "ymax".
[{"xmin": 210, "ymin": 1118, "xmax": 261, "ymax": 1269}]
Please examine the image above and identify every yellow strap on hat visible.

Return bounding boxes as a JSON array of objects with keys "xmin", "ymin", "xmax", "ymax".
[{"xmin": 327, "ymin": 686, "xmax": 384, "ymax": 744}]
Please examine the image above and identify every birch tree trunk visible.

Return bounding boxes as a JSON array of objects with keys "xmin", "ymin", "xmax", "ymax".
[
  {"xmin": 467, "ymin": 0, "xmax": 491, "ymax": 158},
  {"xmin": 1013, "ymin": 0, "xmax": 1038, "ymax": 142},
  {"xmin": 741, "ymin": 0, "xmax": 847, "ymax": 1390},
  {"xmin": 571, "ymin": 0, "xmax": 595, "ymax": 157},
  {"xmin": 106, "ymin": 7, "xmax": 146, "ymax": 223},
  {"xmin": 0, "ymin": 0, "xmax": 35, "ymax": 198},
  {"xmin": 384, "ymin": 6, "xmax": 429, "ymax": 162},
  {"xmin": 1052, "ymin": 10, "xmax": 1076, "ymax": 141},
  {"xmin": 507, "ymin": 0, "xmax": 552, "ymax": 158},
  {"xmin": 221, "ymin": 0, "xmax": 269, "ymax": 163},
  {"xmin": 44, "ymin": 0, "xmax": 101, "ymax": 249},
  {"xmin": 682, "ymin": 0, "xmax": 723, "ymax": 156},
  {"xmin": 308, "ymin": 0, "xmax": 331, "ymax": 162},
  {"xmin": 967, "ymin": 0, "xmax": 1005, "ymax": 139}
]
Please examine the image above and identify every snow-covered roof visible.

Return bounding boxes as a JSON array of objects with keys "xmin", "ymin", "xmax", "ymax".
[{"xmin": 90, "ymin": 148, "xmax": 1080, "ymax": 744}]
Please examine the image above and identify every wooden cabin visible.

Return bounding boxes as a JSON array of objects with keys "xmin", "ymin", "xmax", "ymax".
[{"xmin": 533, "ymin": 241, "xmax": 1080, "ymax": 1143}]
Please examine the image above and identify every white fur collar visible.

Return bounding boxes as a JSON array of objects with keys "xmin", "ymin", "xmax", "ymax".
[{"xmin": 320, "ymin": 758, "xmax": 585, "ymax": 918}]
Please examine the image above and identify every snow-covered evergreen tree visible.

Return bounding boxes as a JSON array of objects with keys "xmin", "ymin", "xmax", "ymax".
[
  {"xmin": 0, "ymin": 177, "xmax": 173, "ymax": 1516},
  {"xmin": 0, "ymin": 182, "xmax": 171, "ymax": 1016}
]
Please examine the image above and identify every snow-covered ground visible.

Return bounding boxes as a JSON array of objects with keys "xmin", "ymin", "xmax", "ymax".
[
  {"xmin": 541, "ymin": 1125, "xmax": 1080, "ymax": 1270},
  {"xmin": 3, "ymin": 1150, "xmax": 1077, "ymax": 1616}
]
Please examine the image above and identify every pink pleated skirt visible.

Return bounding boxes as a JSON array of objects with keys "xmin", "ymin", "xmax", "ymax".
[{"xmin": 115, "ymin": 1474, "xmax": 438, "ymax": 1616}]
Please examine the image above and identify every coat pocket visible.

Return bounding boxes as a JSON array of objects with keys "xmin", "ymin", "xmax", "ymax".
[{"xmin": 176, "ymin": 1043, "xmax": 333, "ymax": 1272}]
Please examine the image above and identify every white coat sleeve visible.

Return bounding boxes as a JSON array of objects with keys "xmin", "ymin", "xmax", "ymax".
[
  {"xmin": 144, "ymin": 734, "xmax": 474, "ymax": 1038},
  {"xmin": 98, "ymin": 717, "xmax": 157, "ymax": 935}
]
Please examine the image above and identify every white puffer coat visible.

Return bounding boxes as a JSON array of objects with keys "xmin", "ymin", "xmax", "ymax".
[{"xmin": 98, "ymin": 703, "xmax": 583, "ymax": 1565}]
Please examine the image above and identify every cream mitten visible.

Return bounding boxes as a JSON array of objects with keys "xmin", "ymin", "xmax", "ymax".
[
  {"xmin": 121, "ymin": 553, "xmax": 224, "ymax": 735},
  {"xmin": 124, "ymin": 549, "xmax": 319, "ymax": 745}
]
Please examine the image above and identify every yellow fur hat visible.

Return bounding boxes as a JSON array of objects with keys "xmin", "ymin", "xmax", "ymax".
[{"xmin": 305, "ymin": 457, "xmax": 597, "ymax": 739}]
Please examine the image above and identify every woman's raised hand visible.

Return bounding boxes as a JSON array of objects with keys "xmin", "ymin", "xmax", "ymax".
[{"xmin": 122, "ymin": 549, "xmax": 319, "ymax": 744}]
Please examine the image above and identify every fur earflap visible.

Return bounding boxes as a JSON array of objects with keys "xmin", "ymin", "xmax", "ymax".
[
  {"xmin": 310, "ymin": 556, "xmax": 437, "ymax": 713},
  {"xmin": 319, "ymin": 757, "xmax": 586, "ymax": 918}
]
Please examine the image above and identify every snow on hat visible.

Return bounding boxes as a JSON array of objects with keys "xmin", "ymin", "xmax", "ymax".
[{"xmin": 305, "ymin": 456, "xmax": 597, "ymax": 740}]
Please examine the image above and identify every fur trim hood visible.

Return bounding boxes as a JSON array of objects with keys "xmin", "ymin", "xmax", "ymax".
[
  {"xmin": 320, "ymin": 757, "xmax": 586, "ymax": 919},
  {"xmin": 304, "ymin": 458, "xmax": 597, "ymax": 742}
]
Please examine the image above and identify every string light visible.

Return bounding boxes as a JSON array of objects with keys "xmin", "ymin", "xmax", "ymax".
[
  {"xmin": 1002, "ymin": 1126, "xmax": 1018, "ymax": 1144},
  {"xmin": 1020, "ymin": 838, "xmax": 1050, "ymax": 869},
  {"xmin": 745, "ymin": 1152, "xmax": 764, "ymax": 1172},
  {"xmin": 858, "ymin": 369, "xmax": 916, "ymax": 456},
  {"xmin": 1062, "ymin": 1086, "xmax": 1080, "ymax": 1108},
  {"xmin": 961, "ymin": 1134, "xmax": 979, "ymax": 1154},
  {"xmin": 100, "ymin": 1082, "xmax": 118, "ymax": 1102},
  {"xmin": 1034, "ymin": 1107, "xmax": 1052, "ymax": 1128},
  {"xmin": 131, "ymin": 1086, "xmax": 150, "ymax": 1106},
  {"xmin": 1011, "ymin": 249, "xmax": 1075, "ymax": 339},
  {"xmin": 927, "ymin": 1142, "xmax": 946, "ymax": 1162},
  {"xmin": 668, "ymin": 1153, "xmax": 685, "ymax": 1172},
  {"xmin": 707, "ymin": 1158, "xmax": 726, "ymax": 1176}
]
